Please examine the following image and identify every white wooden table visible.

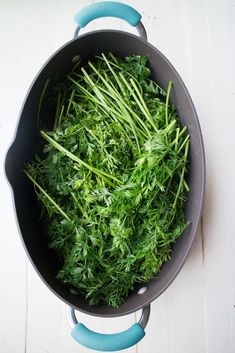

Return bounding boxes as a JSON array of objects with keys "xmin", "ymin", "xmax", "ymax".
[{"xmin": 0, "ymin": 1, "xmax": 235, "ymax": 352}]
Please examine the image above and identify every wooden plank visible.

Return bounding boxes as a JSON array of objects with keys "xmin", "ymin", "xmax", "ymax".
[
  {"xmin": 191, "ymin": 0, "xmax": 235, "ymax": 352},
  {"xmin": 0, "ymin": 2, "xmax": 34, "ymax": 352},
  {"xmin": 0, "ymin": 184, "xmax": 26, "ymax": 353},
  {"xmin": 173, "ymin": 1, "xmax": 235, "ymax": 352}
]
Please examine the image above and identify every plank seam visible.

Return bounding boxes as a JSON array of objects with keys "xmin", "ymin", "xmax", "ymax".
[
  {"xmin": 201, "ymin": 216, "xmax": 205, "ymax": 264},
  {"xmin": 135, "ymin": 311, "xmax": 139, "ymax": 353},
  {"xmin": 24, "ymin": 258, "xmax": 28, "ymax": 353}
]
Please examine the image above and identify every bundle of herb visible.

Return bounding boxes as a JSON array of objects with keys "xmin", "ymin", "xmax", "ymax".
[{"xmin": 25, "ymin": 53, "xmax": 190, "ymax": 307}]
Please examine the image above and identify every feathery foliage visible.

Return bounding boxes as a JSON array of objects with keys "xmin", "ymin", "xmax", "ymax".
[{"xmin": 25, "ymin": 53, "xmax": 190, "ymax": 307}]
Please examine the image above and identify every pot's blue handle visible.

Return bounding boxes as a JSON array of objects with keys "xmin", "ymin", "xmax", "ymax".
[
  {"xmin": 74, "ymin": 1, "xmax": 141, "ymax": 28},
  {"xmin": 68, "ymin": 305, "xmax": 150, "ymax": 351},
  {"xmin": 71, "ymin": 322, "xmax": 145, "ymax": 351}
]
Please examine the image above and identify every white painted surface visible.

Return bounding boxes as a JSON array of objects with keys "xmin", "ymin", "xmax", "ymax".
[{"xmin": 0, "ymin": 1, "xmax": 234, "ymax": 353}]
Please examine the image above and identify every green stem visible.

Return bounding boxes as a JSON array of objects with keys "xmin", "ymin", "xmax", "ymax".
[
  {"xmin": 119, "ymin": 72, "xmax": 158, "ymax": 133},
  {"xmin": 183, "ymin": 179, "xmax": 190, "ymax": 192},
  {"xmin": 165, "ymin": 81, "xmax": 173, "ymax": 127},
  {"xmin": 100, "ymin": 54, "xmax": 126, "ymax": 96},
  {"xmin": 54, "ymin": 92, "xmax": 61, "ymax": 130},
  {"xmin": 37, "ymin": 79, "xmax": 50, "ymax": 128},
  {"xmin": 177, "ymin": 134, "xmax": 190, "ymax": 154},
  {"xmin": 71, "ymin": 192, "xmax": 88, "ymax": 219},
  {"xmin": 129, "ymin": 77, "xmax": 156, "ymax": 128},
  {"xmin": 172, "ymin": 139, "xmax": 190, "ymax": 208},
  {"xmin": 108, "ymin": 52, "xmax": 119, "ymax": 64},
  {"xmin": 146, "ymin": 160, "xmax": 184, "ymax": 206},
  {"xmin": 68, "ymin": 76, "xmax": 135, "ymax": 144},
  {"xmin": 88, "ymin": 60, "xmax": 151, "ymax": 139},
  {"xmin": 164, "ymin": 119, "xmax": 177, "ymax": 135},
  {"xmin": 95, "ymin": 84, "xmax": 146, "ymax": 144},
  {"xmin": 81, "ymin": 67, "xmax": 108, "ymax": 106},
  {"xmin": 175, "ymin": 127, "xmax": 180, "ymax": 151},
  {"xmin": 97, "ymin": 54, "xmax": 145, "ymax": 95},
  {"xmin": 58, "ymin": 105, "xmax": 64, "ymax": 129},
  {"xmin": 66, "ymin": 89, "xmax": 75, "ymax": 116},
  {"xmin": 40, "ymin": 131, "xmax": 123, "ymax": 186},
  {"xmin": 171, "ymin": 126, "xmax": 187, "ymax": 147},
  {"xmin": 81, "ymin": 67, "xmax": 142, "ymax": 151},
  {"xmin": 24, "ymin": 171, "xmax": 71, "ymax": 221}
]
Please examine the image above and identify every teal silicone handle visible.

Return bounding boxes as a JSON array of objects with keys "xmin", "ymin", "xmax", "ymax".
[
  {"xmin": 71, "ymin": 322, "xmax": 145, "ymax": 351},
  {"xmin": 74, "ymin": 1, "xmax": 141, "ymax": 28}
]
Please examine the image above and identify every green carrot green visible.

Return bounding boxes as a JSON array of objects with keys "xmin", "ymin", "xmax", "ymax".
[{"xmin": 25, "ymin": 53, "xmax": 190, "ymax": 308}]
